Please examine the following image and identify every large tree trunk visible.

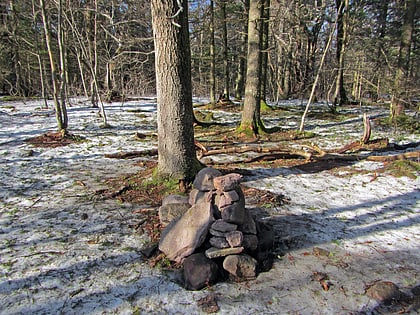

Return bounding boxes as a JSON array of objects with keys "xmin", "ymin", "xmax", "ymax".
[
  {"xmin": 151, "ymin": 0, "xmax": 201, "ymax": 182},
  {"xmin": 391, "ymin": 0, "xmax": 416, "ymax": 118},
  {"xmin": 239, "ymin": 0, "xmax": 263, "ymax": 136}
]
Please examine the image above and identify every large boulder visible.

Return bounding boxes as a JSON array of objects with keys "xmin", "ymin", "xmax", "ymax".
[
  {"xmin": 159, "ymin": 201, "xmax": 214, "ymax": 263},
  {"xmin": 183, "ymin": 253, "xmax": 220, "ymax": 290}
]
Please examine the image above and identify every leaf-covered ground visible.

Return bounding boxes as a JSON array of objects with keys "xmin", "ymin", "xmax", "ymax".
[{"xmin": 0, "ymin": 97, "xmax": 419, "ymax": 314}]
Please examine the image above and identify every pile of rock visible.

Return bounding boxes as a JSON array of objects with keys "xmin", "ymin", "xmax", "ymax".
[{"xmin": 158, "ymin": 167, "xmax": 273, "ymax": 290}]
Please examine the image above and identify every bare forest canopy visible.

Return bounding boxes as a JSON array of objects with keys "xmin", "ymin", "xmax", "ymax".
[{"xmin": 0, "ymin": 0, "xmax": 418, "ymax": 107}]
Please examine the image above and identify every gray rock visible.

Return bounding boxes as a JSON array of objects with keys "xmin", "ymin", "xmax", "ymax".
[
  {"xmin": 183, "ymin": 253, "xmax": 220, "ymax": 290},
  {"xmin": 209, "ymin": 237, "xmax": 230, "ymax": 249},
  {"xmin": 211, "ymin": 219, "xmax": 237, "ymax": 233},
  {"xmin": 162, "ymin": 194, "xmax": 189, "ymax": 206},
  {"xmin": 189, "ymin": 189, "xmax": 211, "ymax": 206},
  {"xmin": 205, "ymin": 246, "xmax": 244, "ymax": 259},
  {"xmin": 238, "ymin": 208, "xmax": 257, "ymax": 234},
  {"xmin": 213, "ymin": 173, "xmax": 242, "ymax": 191},
  {"xmin": 220, "ymin": 202, "xmax": 245, "ymax": 225},
  {"xmin": 242, "ymin": 234, "xmax": 258, "ymax": 251},
  {"xmin": 193, "ymin": 167, "xmax": 222, "ymax": 191},
  {"xmin": 159, "ymin": 201, "xmax": 214, "ymax": 263},
  {"xmin": 226, "ymin": 230, "xmax": 243, "ymax": 247},
  {"xmin": 223, "ymin": 254, "xmax": 258, "ymax": 280},
  {"xmin": 209, "ymin": 228, "xmax": 226, "ymax": 237},
  {"xmin": 158, "ymin": 203, "xmax": 191, "ymax": 226}
]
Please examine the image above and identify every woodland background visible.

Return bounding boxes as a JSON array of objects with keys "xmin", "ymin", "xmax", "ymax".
[{"xmin": 0, "ymin": 0, "xmax": 418, "ymax": 110}]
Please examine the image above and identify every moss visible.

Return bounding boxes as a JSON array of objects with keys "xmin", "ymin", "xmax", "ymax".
[
  {"xmin": 378, "ymin": 114, "xmax": 420, "ymax": 134},
  {"xmin": 260, "ymin": 99, "xmax": 274, "ymax": 113},
  {"xmin": 382, "ymin": 160, "xmax": 420, "ymax": 179}
]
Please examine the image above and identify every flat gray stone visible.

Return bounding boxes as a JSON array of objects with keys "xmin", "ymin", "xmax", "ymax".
[
  {"xmin": 209, "ymin": 237, "xmax": 230, "ymax": 249},
  {"xmin": 211, "ymin": 219, "xmax": 237, "ymax": 233},
  {"xmin": 205, "ymin": 246, "xmax": 244, "ymax": 259},
  {"xmin": 162, "ymin": 194, "xmax": 189, "ymax": 206}
]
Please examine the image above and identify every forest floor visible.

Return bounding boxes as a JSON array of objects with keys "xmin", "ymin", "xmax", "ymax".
[{"xmin": 0, "ymin": 97, "xmax": 419, "ymax": 314}]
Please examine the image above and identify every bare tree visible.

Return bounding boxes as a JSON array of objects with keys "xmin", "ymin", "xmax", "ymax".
[
  {"xmin": 40, "ymin": 0, "xmax": 68, "ymax": 134},
  {"xmin": 151, "ymin": 0, "xmax": 202, "ymax": 182}
]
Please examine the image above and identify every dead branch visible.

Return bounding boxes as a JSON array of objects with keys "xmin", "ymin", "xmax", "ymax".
[
  {"xmin": 361, "ymin": 113, "xmax": 371, "ymax": 144},
  {"xmin": 366, "ymin": 151, "xmax": 420, "ymax": 162},
  {"xmin": 105, "ymin": 149, "xmax": 158, "ymax": 159}
]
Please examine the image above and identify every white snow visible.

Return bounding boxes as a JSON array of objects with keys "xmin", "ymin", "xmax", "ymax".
[{"xmin": 0, "ymin": 97, "xmax": 419, "ymax": 314}]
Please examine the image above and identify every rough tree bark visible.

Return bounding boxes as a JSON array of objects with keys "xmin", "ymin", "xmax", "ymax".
[
  {"xmin": 239, "ymin": 0, "xmax": 263, "ymax": 136},
  {"xmin": 391, "ymin": 0, "xmax": 416, "ymax": 118},
  {"xmin": 151, "ymin": 0, "xmax": 202, "ymax": 182},
  {"xmin": 209, "ymin": 0, "xmax": 216, "ymax": 104},
  {"xmin": 40, "ymin": 0, "xmax": 68, "ymax": 133}
]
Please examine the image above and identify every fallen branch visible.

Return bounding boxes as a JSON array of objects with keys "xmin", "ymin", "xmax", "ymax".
[
  {"xmin": 105, "ymin": 149, "xmax": 158, "ymax": 159},
  {"xmin": 366, "ymin": 151, "xmax": 420, "ymax": 162}
]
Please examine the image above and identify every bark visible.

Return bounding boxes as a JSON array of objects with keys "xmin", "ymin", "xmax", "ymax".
[
  {"xmin": 333, "ymin": 0, "xmax": 348, "ymax": 107},
  {"xmin": 151, "ymin": 0, "xmax": 201, "ymax": 182},
  {"xmin": 239, "ymin": 0, "xmax": 263, "ymax": 136},
  {"xmin": 209, "ymin": 0, "xmax": 216, "ymax": 104},
  {"xmin": 391, "ymin": 0, "xmax": 416, "ymax": 118},
  {"xmin": 40, "ymin": 0, "xmax": 68, "ymax": 133},
  {"xmin": 260, "ymin": 0, "xmax": 270, "ymax": 102},
  {"xmin": 220, "ymin": 0, "xmax": 230, "ymax": 99},
  {"xmin": 234, "ymin": 0, "xmax": 249, "ymax": 100}
]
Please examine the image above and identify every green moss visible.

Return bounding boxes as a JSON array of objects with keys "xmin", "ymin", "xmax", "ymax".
[
  {"xmin": 383, "ymin": 160, "xmax": 420, "ymax": 179},
  {"xmin": 260, "ymin": 100, "xmax": 274, "ymax": 113},
  {"xmin": 379, "ymin": 114, "xmax": 420, "ymax": 134}
]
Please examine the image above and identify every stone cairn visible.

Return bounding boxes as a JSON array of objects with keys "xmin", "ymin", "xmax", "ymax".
[{"xmin": 158, "ymin": 167, "xmax": 273, "ymax": 290}]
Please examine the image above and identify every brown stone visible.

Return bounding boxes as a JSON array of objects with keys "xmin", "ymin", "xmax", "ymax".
[
  {"xmin": 159, "ymin": 201, "xmax": 214, "ymax": 263},
  {"xmin": 216, "ymin": 190, "xmax": 240, "ymax": 209},
  {"xmin": 213, "ymin": 173, "xmax": 242, "ymax": 191},
  {"xmin": 223, "ymin": 254, "xmax": 258, "ymax": 280},
  {"xmin": 226, "ymin": 230, "xmax": 243, "ymax": 247}
]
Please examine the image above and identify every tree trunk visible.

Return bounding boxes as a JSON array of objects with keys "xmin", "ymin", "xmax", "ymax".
[
  {"xmin": 391, "ymin": 0, "xmax": 416, "ymax": 118},
  {"xmin": 220, "ymin": 0, "xmax": 230, "ymax": 99},
  {"xmin": 239, "ymin": 0, "xmax": 263, "ymax": 136},
  {"xmin": 333, "ymin": 0, "xmax": 348, "ymax": 107},
  {"xmin": 40, "ymin": 0, "xmax": 68, "ymax": 133},
  {"xmin": 234, "ymin": 0, "xmax": 249, "ymax": 100},
  {"xmin": 209, "ymin": 0, "xmax": 216, "ymax": 104},
  {"xmin": 260, "ymin": 0, "xmax": 270, "ymax": 102},
  {"xmin": 151, "ymin": 0, "xmax": 201, "ymax": 182}
]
